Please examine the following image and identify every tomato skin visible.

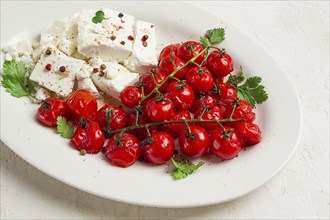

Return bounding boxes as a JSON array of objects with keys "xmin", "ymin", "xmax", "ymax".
[
  {"xmin": 179, "ymin": 126, "xmax": 209, "ymax": 157},
  {"xmin": 105, "ymin": 132, "xmax": 141, "ymax": 168},
  {"xmin": 235, "ymin": 122, "xmax": 261, "ymax": 147},
  {"xmin": 185, "ymin": 67, "xmax": 214, "ymax": 93},
  {"xmin": 120, "ymin": 86, "xmax": 142, "ymax": 108},
  {"xmin": 159, "ymin": 55, "xmax": 188, "ymax": 80},
  {"xmin": 176, "ymin": 41, "xmax": 204, "ymax": 65},
  {"xmin": 140, "ymin": 68, "xmax": 168, "ymax": 95},
  {"xmin": 142, "ymin": 131, "xmax": 175, "ymax": 164},
  {"xmin": 206, "ymin": 50, "xmax": 233, "ymax": 78},
  {"xmin": 210, "ymin": 126, "xmax": 241, "ymax": 160},
  {"xmin": 165, "ymin": 81, "xmax": 194, "ymax": 109},
  {"xmin": 127, "ymin": 113, "xmax": 158, "ymax": 140},
  {"xmin": 160, "ymin": 109, "xmax": 191, "ymax": 138},
  {"xmin": 146, "ymin": 97, "xmax": 174, "ymax": 122},
  {"xmin": 94, "ymin": 105, "xmax": 127, "ymax": 136},
  {"xmin": 214, "ymin": 83, "xmax": 237, "ymax": 106},
  {"xmin": 159, "ymin": 44, "xmax": 180, "ymax": 60},
  {"xmin": 194, "ymin": 105, "xmax": 223, "ymax": 131},
  {"xmin": 37, "ymin": 98, "xmax": 70, "ymax": 127},
  {"xmin": 66, "ymin": 89, "xmax": 98, "ymax": 122},
  {"xmin": 190, "ymin": 93, "xmax": 217, "ymax": 113},
  {"xmin": 224, "ymin": 100, "xmax": 255, "ymax": 127},
  {"xmin": 71, "ymin": 121, "xmax": 105, "ymax": 154}
]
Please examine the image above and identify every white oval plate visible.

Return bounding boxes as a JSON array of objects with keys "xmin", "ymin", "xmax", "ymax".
[{"xmin": 0, "ymin": 1, "xmax": 302, "ymax": 208}]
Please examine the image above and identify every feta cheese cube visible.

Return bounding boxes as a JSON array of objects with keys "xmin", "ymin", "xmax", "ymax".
[
  {"xmin": 77, "ymin": 8, "xmax": 135, "ymax": 63},
  {"xmin": 2, "ymin": 40, "xmax": 35, "ymax": 68},
  {"xmin": 29, "ymin": 45, "xmax": 85, "ymax": 97},
  {"xmin": 89, "ymin": 58, "xmax": 139, "ymax": 100},
  {"xmin": 77, "ymin": 78, "xmax": 101, "ymax": 99},
  {"xmin": 35, "ymin": 87, "xmax": 51, "ymax": 101},
  {"xmin": 124, "ymin": 20, "xmax": 158, "ymax": 73}
]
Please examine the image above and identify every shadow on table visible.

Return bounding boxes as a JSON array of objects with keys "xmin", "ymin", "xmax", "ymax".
[{"xmin": 0, "ymin": 142, "xmax": 254, "ymax": 219}]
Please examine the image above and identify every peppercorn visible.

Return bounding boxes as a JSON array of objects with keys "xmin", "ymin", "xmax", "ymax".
[
  {"xmin": 118, "ymin": 12, "xmax": 124, "ymax": 18},
  {"xmin": 45, "ymin": 64, "xmax": 52, "ymax": 71},
  {"xmin": 100, "ymin": 64, "xmax": 106, "ymax": 70},
  {"xmin": 59, "ymin": 66, "xmax": 66, "ymax": 72},
  {"xmin": 45, "ymin": 49, "xmax": 52, "ymax": 55}
]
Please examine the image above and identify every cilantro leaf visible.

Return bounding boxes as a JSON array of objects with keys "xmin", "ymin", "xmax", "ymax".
[
  {"xmin": 227, "ymin": 69, "xmax": 268, "ymax": 108},
  {"xmin": 171, "ymin": 157, "xmax": 204, "ymax": 180},
  {"xmin": 1, "ymin": 60, "xmax": 30, "ymax": 98},
  {"xmin": 57, "ymin": 116, "xmax": 74, "ymax": 139},
  {"xmin": 200, "ymin": 28, "xmax": 225, "ymax": 48},
  {"xmin": 92, "ymin": 10, "xmax": 108, "ymax": 24}
]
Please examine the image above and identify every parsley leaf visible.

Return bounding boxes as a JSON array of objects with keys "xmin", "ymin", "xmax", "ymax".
[
  {"xmin": 200, "ymin": 28, "xmax": 225, "ymax": 48},
  {"xmin": 171, "ymin": 156, "xmax": 204, "ymax": 180},
  {"xmin": 57, "ymin": 116, "xmax": 74, "ymax": 139},
  {"xmin": 227, "ymin": 68, "xmax": 268, "ymax": 108},
  {"xmin": 92, "ymin": 10, "xmax": 108, "ymax": 24},
  {"xmin": 1, "ymin": 60, "xmax": 31, "ymax": 98}
]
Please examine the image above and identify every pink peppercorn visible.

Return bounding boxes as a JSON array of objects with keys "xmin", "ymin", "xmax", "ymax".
[
  {"xmin": 93, "ymin": 68, "xmax": 99, "ymax": 73},
  {"xmin": 141, "ymin": 35, "xmax": 149, "ymax": 41},
  {"xmin": 45, "ymin": 64, "xmax": 52, "ymax": 71}
]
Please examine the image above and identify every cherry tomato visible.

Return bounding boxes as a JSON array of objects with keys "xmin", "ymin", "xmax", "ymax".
[
  {"xmin": 185, "ymin": 67, "xmax": 214, "ymax": 93},
  {"xmin": 235, "ymin": 122, "xmax": 261, "ymax": 147},
  {"xmin": 214, "ymin": 83, "xmax": 237, "ymax": 106},
  {"xmin": 190, "ymin": 93, "xmax": 217, "ymax": 113},
  {"xmin": 127, "ymin": 113, "xmax": 158, "ymax": 140},
  {"xmin": 159, "ymin": 55, "xmax": 188, "ymax": 80},
  {"xmin": 159, "ymin": 44, "xmax": 179, "ymax": 60},
  {"xmin": 206, "ymin": 50, "xmax": 233, "ymax": 77},
  {"xmin": 210, "ymin": 126, "xmax": 241, "ymax": 160},
  {"xmin": 94, "ymin": 104, "xmax": 127, "ymax": 136},
  {"xmin": 224, "ymin": 100, "xmax": 256, "ymax": 126},
  {"xmin": 140, "ymin": 68, "xmax": 168, "ymax": 95},
  {"xmin": 37, "ymin": 98, "xmax": 70, "ymax": 127},
  {"xmin": 165, "ymin": 81, "xmax": 194, "ymax": 109},
  {"xmin": 146, "ymin": 97, "xmax": 174, "ymax": 122},
  {"xmin": 120, "ymin": 86, "xmax": 142, "ymax": 108},
  {"xmin": 194, "ymin": 105, "xmax": 223, "ymax": 131},
  {"xmin": 160, "ymin": 109, "xmax": 191, "ymax": 138},
  {"xmin": 71, "ymin": 121, "xmax": 105, "ymax": 154},
  {"xmin": 176, "ymin": 41, "xmax": 204, "ymax": 65},
  {"xmin": 105, "ymin": 132, "xmax": 141, "ymax": 168},
  {"xmin": 179, "ymin": 125, "xmax": 209, "ymax": 157},
  {"xmin": 142, "ymin": 131, "xmax": 175, "ymax": 164},
  {"xmin": 66, "ymin": 89, "xmax": 98, "ymax": 122}
]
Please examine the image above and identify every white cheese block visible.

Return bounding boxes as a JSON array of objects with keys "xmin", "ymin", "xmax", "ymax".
[
  {"xmin": 76, "ymin": 62, "xmax": 93, "ymax": 80},
  {"xmin": 2, "ymin": 40, "xmax": 35, "ymax": 68},
  {"xmin": 77, "ymin": 78, "xmax": 101, "ymax": 99},
  {"xmin": 124, "ymin": 20, "xmax": 158, "ymax": 74},
  {"xmin": 29, "ymin": 45, "xmax": 85, "ymax": 97},
  {"xmin": 77, "ymin": 8, "xmax": 135, "ymax": 63},
  {"xmin": 35, "ymin": 87, "xmax": 51, "ymax": 101},
  {"xmin": 42, "ymin": 14, "xmax": 79, "ymax": 56},
  {"xmin": 89, "ymin": 58, "xmax": 139, "ymax": 100}
]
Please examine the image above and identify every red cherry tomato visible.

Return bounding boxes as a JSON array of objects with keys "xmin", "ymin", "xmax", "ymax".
[
  {"xmin": 146, "ymin": 97, "xmax": 174, "ymax": 122},
  {"xmin": 105, "ymin": 132, "xmax": 141, "ymax": 168},
  {"xmin": 185, "ymin": 67, "xmax": 214, "ymax": 93},
  {"xmin": 235, "ymin": 122, "xmax": 261, "ymax": 147},
  {"xmin": 127, "ymin": 113, "xmax": 158, "ymax": 140},
  {"xmin": 176, "ymin": 41, "xmax": 204, "ymax": 65},
  {"xmin": 159, "ymin": 55, "xmax": 188, "ymax": 80},
  {"xmin": 190, "ymin": 93, "xmax": 217, "ymax": 113},
  {"xmin": 214, "ymin": 83, "xmax": 237, "ymax": 106},
  {"xmin": 142, "ymin": 131, "xmax": 175, "ymax": 164},
  {"xmin": 210, "ymin": 126, "xmax": 241, "ymax": 160},
  {"xmin": 194, "ymin": 105, "xmax": 223, "ymax": 131},
  {"xmin": 66, "ymin": 89, "xmax": 98, "ymax": 122},
  {"xmin": 224, "ymin": 100, "xmax": 255, "ymax": 126},
  {"xmin": 165, "ymin": 81, "xmax": 194, "ymax": 109},
  {"xmin": 179, "ymin": 125, "xmax": 209, "ymax": 157},
  {"xmin": 140, "ymin": 68, "xmax": 168, "ymax": 95},
  {"xmin": 71, "ymin": 121, "xmax": 105, "ymax": 154},
  {"xmin": 206, "ymin": 50, "xmax": 233, "ymax": 77},
  {"xmin": 160, "ymin": 109, "xmax": 191, "ymax": 138},
  {"xmin": 120, "ymin": 86, "xmax": 142, "ymax": 108},
  {"xmin": 94, "ymin": 104, "xmax": 127, "ymax": 136},
  {"xmin": 159, "ymin": 44, "xmax": 180, "ymax": 60},
  {"xmin": 37, "ymin": 98, "xmax": 70, "ymax": 127}
]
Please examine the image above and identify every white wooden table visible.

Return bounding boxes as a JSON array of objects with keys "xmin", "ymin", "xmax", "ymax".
[{"xmin": 1, "ymin": 1, "xmax": 329, "ymax": 219}]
